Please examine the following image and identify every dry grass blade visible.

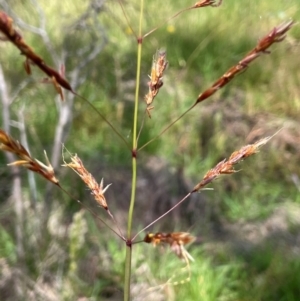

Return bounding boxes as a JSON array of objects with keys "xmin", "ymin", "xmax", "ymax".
[
  {"xmin": 0, "ymin": 129, "xmax": 59, "ymax": 184},
  {"xmin": 195, "ymin": 20, "xmax": 294, "ymax": 104},
  {"xmin": 192, "ymin": 135, "xmax": 273, "ymax": 192},
  {"xmin": 144, "ymin": 50, "xmax": 168, "ymax": 118},
  {"xmin": 63, "ymin": 154, "xmax": 111, "ymax": 212},
  {"xmin": 0, "ymin": 10, "xmax": 73, "ymax": 99}
]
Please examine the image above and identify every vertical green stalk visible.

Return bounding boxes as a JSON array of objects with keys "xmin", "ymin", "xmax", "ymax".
[{"xmin": 124, "ymin": 1, "xmax": 144, "ymax": 300}]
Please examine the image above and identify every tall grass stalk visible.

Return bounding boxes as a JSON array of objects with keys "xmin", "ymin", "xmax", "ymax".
[
  {"xmin": 0, "ymin": 1, "xmax": 297, "ymax": 300},
  {"xmin": 124, "ymin": 0, "xmax": 145, "ymax": 298}
]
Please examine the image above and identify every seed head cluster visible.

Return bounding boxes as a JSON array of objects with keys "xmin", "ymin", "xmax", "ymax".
[
  {"xmin": 0, "ymin": 10, "xmax": 73, "ymax": 100},
  {"xmin": 144, "ymin": 50, "xmax": 168, "ymax": 117},
  {"xmin": 196, "ymin": 20, "xmax": 294, "ymax": 104},
  {"xmin": 193, "ymin": 136, "xmax": 273, "ymax": 192},
  {"xmin": 63, "ymin": 154, "xmax": 111, "ymax": 211},
  {"xmin": 0, "ymin": 129, "xmax": 58, "ymax": 184},
  {"xmin": 144, "ymin": 232, "xmax": 195, "ymax": 262}
]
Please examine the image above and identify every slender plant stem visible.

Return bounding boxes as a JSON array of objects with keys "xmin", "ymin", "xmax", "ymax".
[
  {"xmin": 132, "ymin": 192, "xmax": 192, "ymax": 241},
  {"xmin": 124, "ymin": 0, "xmax": 144, "ymax": 300},
  {"xmin": 127, "ymin": 157, "xmax": 138, "ymax": 238},
  {"xmin": 136, "ymin": 111, "xmax": 146, "ymax": 144},
  {"xmin": 143, "ymin": 7, "xmax": 191, "ymax": 39},
  {"xmin": 118, "ymin": 0, "xmax": 138, "ymax": 40},
  {"xmin": 59, "ymin": 185, "xmax": 125, "ymax": 240},
  {"xmin": 74, "ymin": 92, "xmax": 130, "ymax": 150},
  {"xmin": 138, "ymin": 104, "xmax": 195, "ymax": 151}
]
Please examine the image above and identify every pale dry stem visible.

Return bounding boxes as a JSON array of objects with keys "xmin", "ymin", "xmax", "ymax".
[{"xmin": 0, "ymin": 129, "xmax": 59, "ymax": 184}]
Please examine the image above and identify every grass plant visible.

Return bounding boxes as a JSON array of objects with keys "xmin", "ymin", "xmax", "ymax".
[{"xmin": 0, "ymin": 1, "xmax": 299, "ymax": 300}]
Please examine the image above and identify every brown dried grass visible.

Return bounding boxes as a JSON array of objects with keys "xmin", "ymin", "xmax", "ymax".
[{"xmin": 0, "ymin": 129, "xmax": 58, "ymax": 184}]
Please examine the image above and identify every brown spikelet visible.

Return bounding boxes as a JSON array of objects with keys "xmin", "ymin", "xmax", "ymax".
[
  {"xmin": 0, "ymin": 10, "xmax": 73, "ymax": 99},
  {"xmin": 0, "ymin": 129, "xmax": 59, "ymax": 184},
  {"xmin": 144, "ymin": 50, "xmax": 168, "ymax": 117},
  {"xmin": 195, "ymin": 20, "xmax": 294, "ymax": 104},
  {"xmin": 144, "ymin": 232, "xmax": 195, "ymax": 261},
  {"xmin": 193, "ymin": 0, "xmax": 223, "ymax": 8},
  {"xmin": 63, "ymin": 154, "xmax": 111, "ymax": 211},
  {"xmin": 192, "ymin": 136, "xmax": 273, "ymax": 192},
  {"xmin": 145, "ymin": 232, "xmax": 196, "ymax": 286}
]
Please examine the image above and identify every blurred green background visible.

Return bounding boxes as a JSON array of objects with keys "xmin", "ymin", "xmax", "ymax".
[{"xmin": 0, "ymin": 0, "xmax": 300, "ymax": 300}]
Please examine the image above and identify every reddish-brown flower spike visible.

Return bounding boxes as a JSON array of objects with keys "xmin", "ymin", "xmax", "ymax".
[
  {"xmin": 63, "ymin": 154, "xmax": 111, "ymax": 211},
  {"xmin": 192, "ymin": 135, "xmax": 273, "ymax": 192},
  {"xmin": 195, "ymin": 20, "xmax": 294, "ymax": 105},
  {"xmin": 144, "ymin": 232, "xmax": 196, "ymax": 286},
  {"xmin": 153, "ymin": 50, "xmax": 168, "ymax": 85},
  {"xmin": 248, "ymin": 20, "xmax": 294, "ymax": 55},
  {"xmin": 193, "ymin": 0, "xmax": 223, "ymax": 8},
  {"xmin": 144, "ymin": 50, "xmax": 168, "ymax": 117},
  {"xmin": 0, "ymin": 10, "xmax": 73, "ymax": 99},
  {"xmin": 0, "ymin": 129, "xmax": 59, "ymax": 184},
  {"xmin": 144, "ymin": 232, "xmax": 195, "ymax": 261}
]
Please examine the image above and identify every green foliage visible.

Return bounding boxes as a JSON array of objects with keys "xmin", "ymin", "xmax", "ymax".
[
  {"xmin": 0, "ymin": 225, "xmax": 16, "ymax": 263},
  {"xmin": 68, "ymin": 210, "xmax": 88, "ymax": 274},
  {"xmin": 235, "ymin": 248, "xmax": 300, "ymax": 301}
]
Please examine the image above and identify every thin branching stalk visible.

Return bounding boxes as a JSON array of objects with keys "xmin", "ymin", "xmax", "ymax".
[
  {"xmin": 59, "ymin": 186, "xmax": 125, "ymax": 240},
  {"xmin": 73, "ymin": 92, "xmax": 129, "ymax": 150},
  {"xmin": 143, "ymin": 0, "xmax": 223, "ymax": 39},
  {"xmin": 0, "ymin": 10, "xmax": 129, "ymax": 149},
  {"xmin": 132, "ymin": 193, "xmax": 192, "ymax": 241},
  {"xmin": 138, "ymin": 106, "xmax": 194, "ymax": 151},
  {"xmin": 134, "ymin": 135, "xmax": 275, "ymax": 241},
  {"xmin": 124, "ymin": 0, "xmax": 144, "ymax": 299},
  {"xmin": 118, "ymin": 0, "xmax": 137, "ymax": 40},
  {"xmin": 0, "ymin": 3, "xmax": 296, "ymax": 300},
  {"xmin": 138, "ymin": 20, "xmax": 294, "ymax": 151}
]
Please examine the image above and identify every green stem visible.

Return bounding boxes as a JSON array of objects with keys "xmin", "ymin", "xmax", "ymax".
[
  {"xmin": 124, "ymin": 243, "xmax": 132, "ymax": 301},
  {"xmin": 124, "ymin": 1, "xmax": 144, "ymax": 300}
]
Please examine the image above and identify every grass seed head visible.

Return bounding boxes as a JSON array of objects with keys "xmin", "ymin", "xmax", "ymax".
[
  {"xmin": 144, "ymin": 232, "xmax": 195, "ymax": 261},
  {"xmin": 250, "ymin": 20, "xmax": 295, "ymax": 55},
  {"xmin": 193, "ymin": 136, "xmax": 273, "ymax": 192},
  {"xmin": 196, "ymin": 20, "xmax": 294, "ymax": 105},
  {"xmin": 144, "ymin": 50, "xmax": 168, "ymax": 117},
  {"xmin": 0, "ymin": 130, "xmax": 59, "ymax": 184},
  {"xmin": 193, "ymin": 0, "xmax": 223, "ymax": 8},
  {"xmin": 63, "ymin": 154, "xmax": 111, "ymax": 210},
  {"xmin": 0, "ymin": 10, "xmax": 72, "ymax": 98}
]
